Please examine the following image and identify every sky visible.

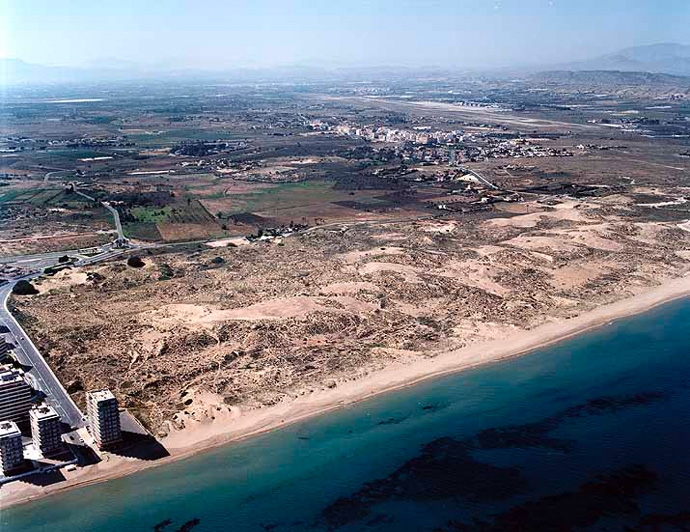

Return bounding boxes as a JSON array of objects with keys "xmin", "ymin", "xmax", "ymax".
[{"xmin": 1, "ymin": 0, "xmax": 689, "ymax": 70}]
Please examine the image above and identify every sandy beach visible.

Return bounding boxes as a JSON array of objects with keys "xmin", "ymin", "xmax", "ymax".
[{"xmin": 3, "ymin": 272, "xmax": 690, "ymax": 509}]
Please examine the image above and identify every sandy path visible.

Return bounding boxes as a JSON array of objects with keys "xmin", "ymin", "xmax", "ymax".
[{"xmin": 4, "ymin": 272, "xmax": 690, "ymax": 509}]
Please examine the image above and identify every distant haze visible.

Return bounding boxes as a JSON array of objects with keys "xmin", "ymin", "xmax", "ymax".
[{"xmin": 1, "ymin": 0, "xmax": 689, "ymax": 71}]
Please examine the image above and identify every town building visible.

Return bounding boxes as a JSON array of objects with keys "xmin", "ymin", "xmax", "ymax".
[
  {"xmin": 86, "ymin": 390, "xmax": 122, "ymax": 449},
  {"xmin": 0, "ymin": 337, "xmax": 10, "ymax": 359},
  {"xmin": 30, "ymin": 404, "xmax": 63, "ymax": 456},
  {"xmin": 0, "ymin": 420, "xmax": 24, "ymax": 475},
  {"xmin": 0, "ymin": 365, "xmax": 33, "ymax": 422}
]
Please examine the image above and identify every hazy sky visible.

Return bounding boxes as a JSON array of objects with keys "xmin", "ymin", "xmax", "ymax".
[{"xmin": 1, "ymin": 0, "xmax": 688, "ymax": 69}]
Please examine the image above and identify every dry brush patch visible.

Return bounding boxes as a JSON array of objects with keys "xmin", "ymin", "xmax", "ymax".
[{"xmin": 11, "ymin": 199, "xmax": 690, "ymax": 436}]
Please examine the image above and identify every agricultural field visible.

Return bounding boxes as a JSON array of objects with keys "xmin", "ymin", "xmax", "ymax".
[
  {"xmin": 0, "ymin": 186, "xmax": 96, "ymax": 208},
  {"xmin": 0, "ymin": 183, "xmax": 112, "ymax": 256},
  {"xmin": 3, "ymin": 76, "xmax": 689, "ymax": 256},
  {"xmin": 0, "ymin": 187, "xmax": 64, "ymax": 204},
  {"xmin": 123, "ymin": 198, "xmax": 227, "ymax": 242}
]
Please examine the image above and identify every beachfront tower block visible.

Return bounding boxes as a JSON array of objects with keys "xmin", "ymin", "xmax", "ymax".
[
  {"xmin": 0, "ymin": 365, "xmax": 33, "ymax": 423},
  {"xmin": 86, "ymin": 389, "xmax": 122, "ymax": 449},
  {"xmin": 0, "ymin": 337, "xmax": 10, "ymax": 358},
  {"xmin": 30, "ymin": 403, "xmax": 63, "ymax": 456},
  {"xmin": 0, "ymin": 420, "xmax": 24, "ymax": 475}
]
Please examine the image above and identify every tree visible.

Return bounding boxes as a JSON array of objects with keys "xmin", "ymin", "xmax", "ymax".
[
  {"xmin": 12, "ymin": 280, "xmax": 39, "ymax": 295},
  {"xmin": 127, "ymin": 256, "xmax": 146, "ymax": 268}
]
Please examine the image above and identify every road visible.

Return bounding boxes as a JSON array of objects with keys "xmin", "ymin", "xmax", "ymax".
[
  {"xmin": 0, "ymin": 249, "xmax": 93, "ymax": 266},
  {"xmin": 458, "ymin": 167, "xmax": 499, "ymax": 190},
  {"xmin": 0, "ymin": 170, "xmax": 216, "ymax": 431},
  {"xmin": 0, "ymin": 234, "xmax": 206, "ymax": 429},
  {"xmin": 2, "ymin": 237, "xmax": 213, "ymax": 273},
  {"xmin": 103, "ymin": 202, "xmax": 125, "ymax": 242},
  {"xmin": 74, "ymin": 190, "xmax": 127, "ymax": 244},
  {"xmin": 304, "ymin": 213, "xmax": 440, "ymax": 234},
  {"xmin": 0, "ymin": 282, "xmax": 85, "ymax": 428},
  {"xmin": 42, "ymin": 168, "xmax": 71, "ymax": 184},
  {"xmin": 0, "ymin": 237, "xmax": 139, "ymax": 430}
]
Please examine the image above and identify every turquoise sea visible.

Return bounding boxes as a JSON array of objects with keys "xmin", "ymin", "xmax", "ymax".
[{"xmin": 2, "ymin": 298, "xmax": 690, "ymax": 531}]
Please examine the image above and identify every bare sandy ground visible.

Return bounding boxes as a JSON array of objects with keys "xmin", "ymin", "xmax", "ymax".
[
  {"xmin": 205, "ymin": 236, "xmax": 249, "ymax": 248},
  {"xmin": 161, "ymin": 272, "xmax": 690, "ymax": 452},
  {"xmin": 142, "ymin": 295, "xmax": 379, "ymax": 329},
  {"xmin": 3, "ymin": 272, "xmax": 690, "ymax": 509},
  {"xmin": 34, "ymin": 270, "xmax": 90, "ymax": 294}
]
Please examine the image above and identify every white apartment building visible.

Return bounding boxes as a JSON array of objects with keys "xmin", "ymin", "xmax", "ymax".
[
  {"xmin": 86, "ymin": 390, "xmax": 122, "ymax": 449},
  {"xmin": 0, "ymin": 420, "xmax": 23, "ymax": 475},
  {"xmin": 0, "ymin": 337, "xmax": 10, "ymax": 358},
  {"xmin": 30, "ymin": 403, "xmax": 63, "ymax": 456},
  {"xmin": 0, "ymin": 365, "xmax": 33, "ymax": 422}
]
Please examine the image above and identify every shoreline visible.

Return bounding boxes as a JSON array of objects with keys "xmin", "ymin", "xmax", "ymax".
[{"xmin": 3, "ymin": 273, "xmax": 690, "ymax": 510}]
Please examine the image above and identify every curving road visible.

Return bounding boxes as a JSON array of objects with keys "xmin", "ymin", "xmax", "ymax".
[
  {"xmin": 0, "ymin": 243, "xmax": 136, "ymax": 429},
  {"xmin": 102, "ymin": 201, "xmax": 126, "ymax": 243},
  {"xmin": 1, "ymin": 281, "xmax": 85, "ymax": 428},
  {"xmin": 0, "ymin": 236, "xmax": 193, "ymax": 430},
  {"xmin": 73, "ymin": 190, "xmax": 127, "ymax": 244}
]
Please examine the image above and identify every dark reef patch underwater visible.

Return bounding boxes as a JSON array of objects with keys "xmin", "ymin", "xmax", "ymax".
[{"xmin": 320, "ymin": 392, "xmax": 667, "ymax": 530}]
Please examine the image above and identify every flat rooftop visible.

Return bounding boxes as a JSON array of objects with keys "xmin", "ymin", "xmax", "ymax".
[
  {"xmin": 0, "ymin": 366, "xmax": 25, "ymax": 384},
  {"xmin": 31, "ymin": 404, "xmax": 59, "ymax": 421},
  {"xmin": 88, "ymin": 390, "xmax": 116, "ymax": 402},
  {"xmin": 0, "ymin": 420, "xmax": 20, "ymax": 438}
]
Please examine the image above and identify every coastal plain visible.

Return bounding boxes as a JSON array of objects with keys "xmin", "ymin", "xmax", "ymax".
[{"xmin": 1, "ymin": 72, "xmax": 690, "ymax": 507}]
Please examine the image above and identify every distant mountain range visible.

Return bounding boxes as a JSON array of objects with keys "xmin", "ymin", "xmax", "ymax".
[
  {"xmin": 558, "ymin": 43, "xmax": 690, "ymax": 76},
  {"xmin": 531, "ymin": 69, "xmax": 690, "ymax": 85},
  {"xmin": 0, "ymin": 57, "xmax": 452, "ymax": 85},
  {"xmin": 0, "ymin": 58, "xmax": 73, "ymax": 84},
  {"xmin": 0, "ymin": 58, "xmax": 205, "ymax": 85},
  {"xmin": 2, "ymin": 43, "xmax": 690, "ymax": 86}
]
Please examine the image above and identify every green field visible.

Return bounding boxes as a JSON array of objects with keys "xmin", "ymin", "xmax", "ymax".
[
  {"xmin": 130, "ymin": 200, "xmax": 216, "ymax": 224},
  {"xmin": 124, "ymin": 198, "xmax": 222, "ymax": 241},
  {"xmin": 130, "ymin": 205, "xmax": 174, "ymax": 223},
  {"xmin": 123, "ymin": 222, "xmax": 162, "ymax": 241},
  {"xmin": 219, "ymin": 180, "xmax": 341, "ymax": 215},
  {"xmin": 124, "ymin": 129, "xmax": 246, "ymax": 148},
  {"xmin": 181, "ymin": 174, "xmax": 221, "ymax": 193},
  {"xmin": 213, "ymin": 180, "xmax": 386, "ymax": 217},
  {"xmin": 0, "ymin": 187, "xmax": 93, "ymax": 206},
  {"xmin": 0, "ymin": 188, "xmax": 28, "ymax": 203}
]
